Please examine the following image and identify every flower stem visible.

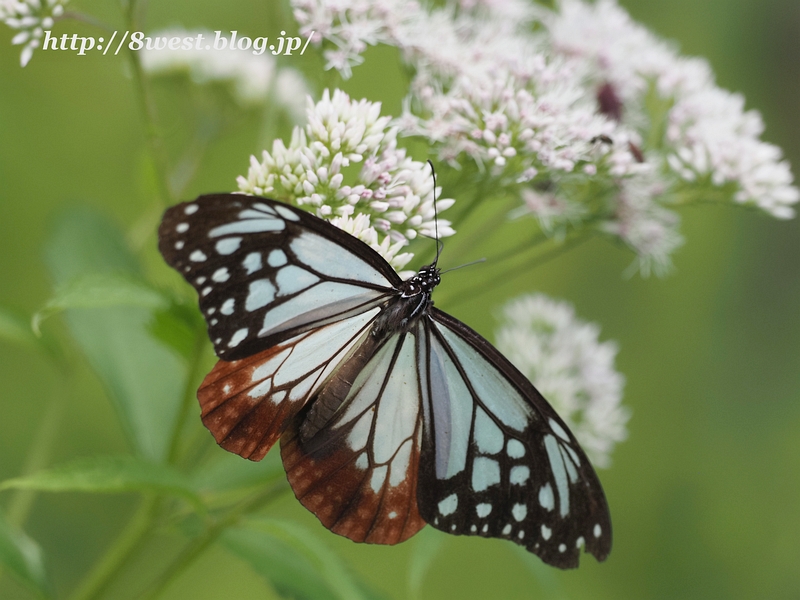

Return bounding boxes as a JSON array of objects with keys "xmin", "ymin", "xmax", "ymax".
[
  {"xmin": 440, "ymin": 231, "xmax": 593, "ymax": 309},
  {"xmin": 167, "ymin": 330, "xmax": 209, "ymax": 465},
  {"xmin": 124, "ymin": 3, "xmax": 173, "ymax": 207},
  {"xmin": 140, "ymin": 482, "xmax": 289, "ymax": 600},
  {"xmin": 67, "ymin": 496, "xmax": 160, "ymax": 600}
]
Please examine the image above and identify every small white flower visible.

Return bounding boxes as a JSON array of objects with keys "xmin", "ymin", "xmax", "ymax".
[
  {"xmin": 599, "ymin": 173, "xmax": 684, "ymax": 277},
  {"xmin": 548, "ymin": 0, "xmax": 799, "ymax": 219},
  {"xmin": 140, "ymin": 28, "xmax": 310, "ymax": 110},
  {"xmin": 238, "ymin": 89, "xmax": 455, "ymax": 272},
  {"xmin": 1, "ymin": 0, "xmax": 67, "ymax": 66},
  {"xmin": 496, "ymin": 293, "xmax": 629, "ymax": 468}
]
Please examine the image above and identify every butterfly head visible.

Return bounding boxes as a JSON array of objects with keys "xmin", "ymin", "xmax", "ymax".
[{"xmin": 401, "ymin": 264, "xmax": 441, "ymax": 298}]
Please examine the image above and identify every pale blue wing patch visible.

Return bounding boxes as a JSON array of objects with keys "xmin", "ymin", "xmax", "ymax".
[{"xmin": 417, "ymin": 315, "xmax": 609, "ymax": 567}]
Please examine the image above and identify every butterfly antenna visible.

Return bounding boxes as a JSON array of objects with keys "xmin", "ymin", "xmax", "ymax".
[
  {"xmin": 440, "ymin": 258, "xmax": 486, "ymax": 274},
  {"xmin": 427, "ymin": 160, "xmax": 444, "ymax": 268}
]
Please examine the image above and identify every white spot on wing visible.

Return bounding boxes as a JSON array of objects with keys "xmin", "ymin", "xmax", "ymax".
[
  {"xmin": 176, "ymin": 223, "xmax": 189, "ymax": 233},
  {"xmin": 220, "ymin": 298, "xmax": 235, "ymax": 315},
  {"xmin": 215, "ymin": 237, "xmax": 242, "ymax": 255},
  {"xmin": 212, "ymin": 268, "xmax": 230, "ymax": 282},
  {"xmin": 248, "ymin": 379, "xmax": 273, "ymax": 398},
  {"xmin": 251, "ymin": 348, "xmax": 292, "ymax": 382},
  {"xmin": 438, "ymin": 494, "xmax": 458, "ymax": 516},
  {"xmin": 539, "ymin": 483, "xmax": 554, "ymax": 511},
  {"xmin": 545, "ymin": 434, "xmax": 570, "ymax": 517},
  {"xmin": 290, "ymin": 232, "xmax": 391, "ymax": 287},
  {"xmin": 512, "ymin": 504, "xmax": 527, "ymax": 521},
  {"xmin": 370, "ymin": 466, "xmax": 387, "ymax": 493},
  {"xmin": 541, "ymin": 525, "xmax": 552, "ymax": 540},
  {"xmin": 209, "ymin": 217, "xmax": 284, "ymax": 237},
  {"xmin": 502, "ymin": 524, "xmax": 512, "ymax": 535},
  {"xmin": 355, "ymin": 453, "xmax": 368, "ymax": 470},
  {"xmin": 276, "ymin": 265, "xmax": 319, "ymax": 296},
  {"xmin": 268, "ymin": 249, "xmax": 287, "ymax": 267},
  {"xmin": 471, "ymin": 457, "xmax": 501, "ymax": 492},
  {"xmin": 476, "ymin": 503, "xmax": 492, "ymax": 518},
  {"xmin": 184, "ymin": 204, "xmax": 198, "ymax": 215},
  {"xmin": 474, "ymin": 408, "xmax": 504, "ymax": 455},
  {"xmin": 509, "ymin": 465, "xmax": 530, "ymax": 486},
  {"xmin": 549, "ymin": 418, "xmax": 570, "ymax": 442},
  {"xmin": 243, "ymin": 252, "xmax": 262, "ymax": 274},
  {"xmin": 559, "ymin": 544, "xmax": 566, "ymax": 553},
  {"xmin": 389, "ymin": 439, "xmax": 413, "ymax": 487},
  {"xmin": 388, "ymin": 511, "xmax": 398, "ymax": 519},
  {"xmin": 246, "ymin": 279, "xmax": 276, "ymax": 312},
  {"xmin": 506, "ymin": 439, "xmax": 525, "ymax": 458},
  {"xmin": 594, "ymin": 524, "xmax": 602, "ymax": 538},
  {"xmin": 576, "ymin": 536, "xmax": 585, "ymax": 548},
  {"xmin": 346, "ymin": 411, "xmax": 373, "ymax": 452},
  {"xmin": 274, "ymin": 204, "xmax": 300, "ymax": 221},
  {"xmin": 228, "ymin": 328, "xmax": 248, "ymax": 347},
  {"xmin": 190, "ymin": 250, "xmax": 207, "ymax": 262},
  {"xmin": 174, "ymin": 241, "xmax": 184, "ymax": 250}
]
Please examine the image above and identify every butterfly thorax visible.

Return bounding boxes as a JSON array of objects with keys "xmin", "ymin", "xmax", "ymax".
[{"xmin": 370, "ymin": 264, "xmax": 440, "ymax": 339}]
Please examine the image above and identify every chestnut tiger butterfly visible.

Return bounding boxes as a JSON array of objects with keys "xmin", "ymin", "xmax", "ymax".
[{"xmin": 158, "ymin": 193, "xmax": 612, "ymax": 569}]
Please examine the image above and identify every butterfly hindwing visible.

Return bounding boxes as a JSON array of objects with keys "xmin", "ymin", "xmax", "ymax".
[
  {"xmin": 197, "ymin": 307, "xmax": 382, "ymax": 461},
  {"xmin": 416, "ymin": 309, "xmax": 612, "ymax": 569},
  {"xmin": 158, "ymin": 194, "xmax": 401, "ymax": 361},
  {"xmin": 280, "ymin": 328, "xmax": 426, "ymax": 544}
]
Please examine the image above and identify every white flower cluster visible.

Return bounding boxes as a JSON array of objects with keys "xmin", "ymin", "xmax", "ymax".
[
  {"xmin": 140, "ymin": 29, "xmax": 309, "ymax": 112},
  {"xmin": 0, "ymin": 0, "xmax": 66, "ymax": 67},
  {"xmin": 495, "ymin": 293, "xmax": 629, "ymax": 468},
  {"xmin": 292, "ymin": 0, "xmax": 798, "ymax": 275},
  {"xmin": 549, "ymin": 0, "xmax": 799, "ymax": 219},
  {"xmin": 237, "ymin": 89, "xmax": 455, "ymax": 274},
  {"xmin": 292, "ymin": 0, "xmax": 412, "ymax": 79}
]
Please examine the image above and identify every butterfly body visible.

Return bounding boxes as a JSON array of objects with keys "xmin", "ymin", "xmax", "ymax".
[{"xmin": 159, "ymin": 193, "xmax": 612, "ymax": 569}]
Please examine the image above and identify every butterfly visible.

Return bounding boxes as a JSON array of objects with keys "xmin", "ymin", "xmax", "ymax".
[{"xmin": 158, "ymin": 193, "xmax": 612, "ymax": 569}]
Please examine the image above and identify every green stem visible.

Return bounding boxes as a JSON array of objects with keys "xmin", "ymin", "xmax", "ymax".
[
  {"xmin": 141, "ymin": 482, "xmax": 289, "ymax": 600},
  {"xmin": 125, "ymin": 5, "xmax": 173, "ymax": 206},
  {"xmin": 167, "ymin": 330, "xmax": 209, "ymax": 465},
  {"xmin": 5, "ymin": 393, "xmax": 65, "ymax": 527},
  {"xmin": 440, "ymin": 232, "xmax": 593, "ymax": 309},
  {"xmin": 67, "ymin": 496, "xmax": 159, "ymax": 600}
]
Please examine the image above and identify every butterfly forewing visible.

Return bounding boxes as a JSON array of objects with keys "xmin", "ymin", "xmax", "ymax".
[
  {"xmin": 158, "ymin": 194, "xmax": 401, "ymax": 361},
  {"xmin": 417, "ymin": 309, "xmax": 612, "ymax": 569}
]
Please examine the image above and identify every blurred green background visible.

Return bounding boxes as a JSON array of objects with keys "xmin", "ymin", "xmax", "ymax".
[{"xmin": 1, "ymin": 0, "xmax": 799, "ymax": 598}]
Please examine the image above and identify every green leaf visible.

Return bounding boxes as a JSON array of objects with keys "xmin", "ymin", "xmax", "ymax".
[
  {"xmin": 221, "ymin": 518, "xmax": 381, "ymax": 600},
  {"xmin": 0, "ymin": 305, "xmax": 40, "ymax": 350},
  {"xmin": 0, "ymin": 456, "xmax": 205, "ymax": 514},
  {"xmin": 407, "ymin": 527, "xmax": 445, "ymax": 600},
  {"xmin": 0, "ymin": 512, "xmax": 50, "ymax": 597},
  {"xmin": 32, "ymin": 272, "xmax": 169, "ymax": 335},
  {"xmin": 44, "ymin": 208, "xmax": 187, "ymax": 461},
  {"xmin": 148, "ymin": 302, "xmax": 205, "ymax": 361}
]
